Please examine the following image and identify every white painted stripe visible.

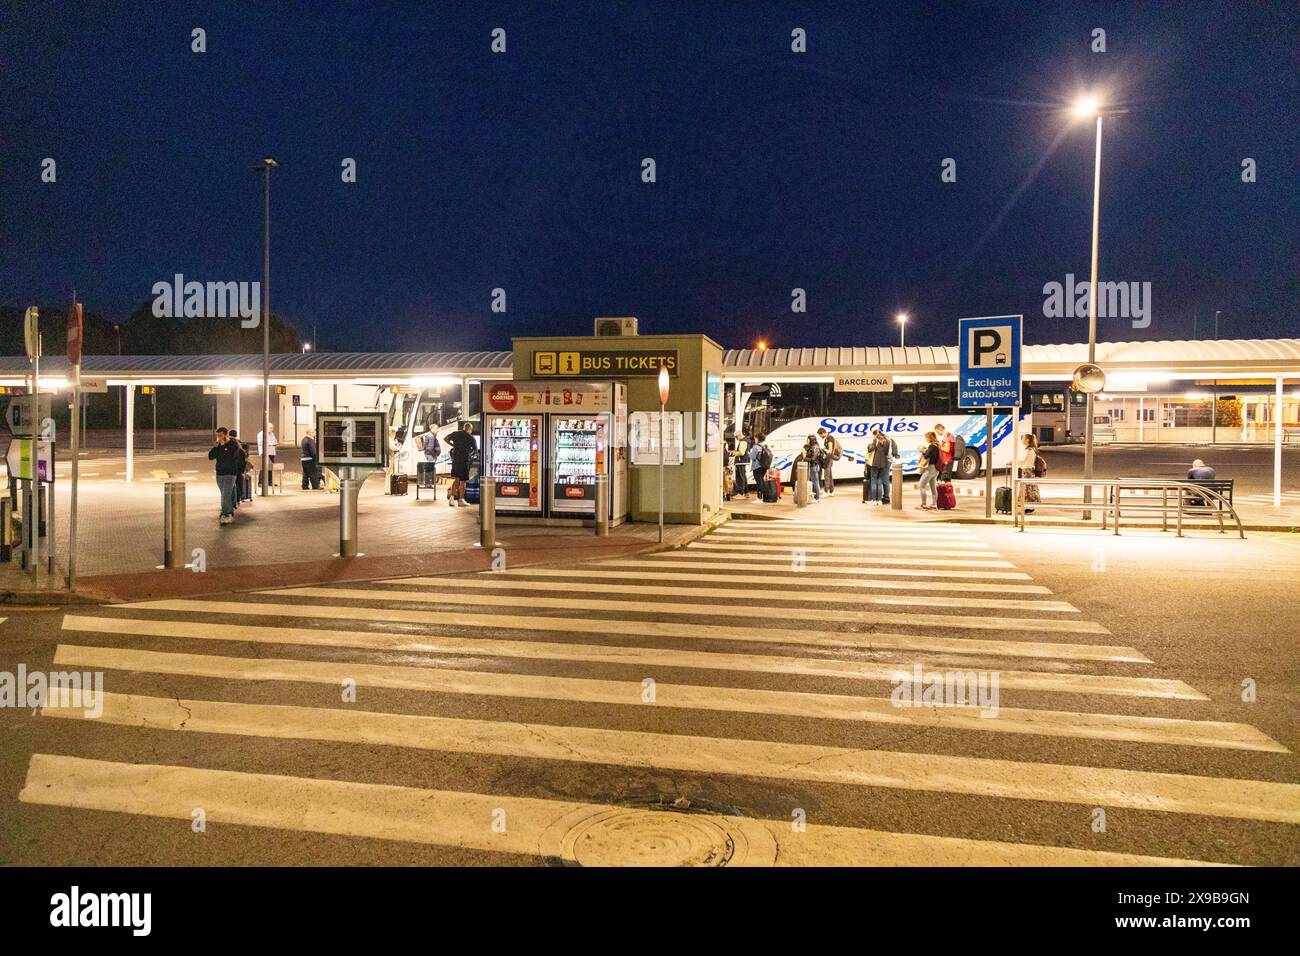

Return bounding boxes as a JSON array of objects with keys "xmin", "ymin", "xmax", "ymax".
[
  {"xmin": 20, "ymin": 754, "xmax": 1222, "ymax": 865},
  {"xmin": 641, "ymin": 556, "xmax": 1031, "ymax": 579},
  {"xmin": 378, "ymin": 577, "xmax": 1081, "ymax": 614},
  {"xmin": 483, "ymin": 566, "xmax": 1053, "ymax": 595},
  {"xmin": 266, "ymin": 586, "xmax": 1107, "ymax": 633},
  {"xmin": 45, "ymin": 692, "xmax": 1293, "ymax": 822},
  {"xmin": 55, "ymin": 644, "xmax": 1281, "ymax": 751},
  {"xmin": 61, "ymin": 616, "xmax": 1195, "ymax": 699},
  {"xmin": 714, "ymin": 532, "xmax": 995, "ymax": 551},
  {"xmin": 115, "ymin": 599, "xmax": 1150, "ymax": 662},
  {"xmin": 730, "ymin": 520, "xmax": 980, "ymax": 534},
  {"xmin": 717, "ymin": 528, "xmax": 977, "ymax": 541},
  {"xmin": 682, "ymin": 544, "xmax": 1015, "ymax": 567}
]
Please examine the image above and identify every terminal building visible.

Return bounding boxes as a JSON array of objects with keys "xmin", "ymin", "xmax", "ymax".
[{"xmin": 4, "ymin": 332, "xmax": 1299, "ymax": 519}]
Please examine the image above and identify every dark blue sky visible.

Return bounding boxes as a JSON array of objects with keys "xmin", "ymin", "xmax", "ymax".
[{"xmin": 4, "ymin": 1, "xmax": 1297, "ymax": 352}]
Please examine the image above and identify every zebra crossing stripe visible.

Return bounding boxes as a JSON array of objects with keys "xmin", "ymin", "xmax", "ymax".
[
  {"xmin": 60, "ymin": 616, "xmax": 1197, "ymax": 699},
  {"xmin": 483, "ymin": 566, "xmax": 1054, "ymax": 595},
  {"xmin": 641, "ymin": 556, "xmax": 1031, "ymax": 579},
  {"xmin": 376, "ymin": 577, "xmax": 1081, "ymax": 614},
  {"xmin": 53, "ymin": 644, "xmax": 1283, "ymax": 750},
  {"xmin": 714, "ymin": 533, "xmax": 995, "ymax": 551},
  {"xmin": 114, "ymin": 600, "xmax": 1150, "ymax": 661},
  {"xmin": 19, "ymin": 754, "xmax": 1224, "ymax": 866},
  {"xmin": 266, "ymin": 586, "xmax": 1107, "ymax": 633},
  {"xmin": 42, "ymin": 691, "xmax": 1295, "ymax": 822},
  {"xmin": 679, "ymin": 544, "xmax": 1017, "ymax": 568}
]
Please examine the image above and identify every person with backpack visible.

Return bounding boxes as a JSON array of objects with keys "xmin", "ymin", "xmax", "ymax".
[
  {"xmin": 751, "ymin": 432, "xmax": 774, "ymax": 503},
  {"xmin": 798, "ymin": 435, "xmax": 825, "ymax": 501},
  {"xmin": 445, "ymin": 422, "xmax": 476, "ymax": 507},
  {"xmin": 865, "ymin": 428, "xmax": 898, "ymax": 505},
  {"xmin": 817, "ymin": 427, "xmax": 841, "ymax": 495},
  {"xmin": 1018, "ymin": 433, "xmax": 1045, "ymax": 513},
  {"xmin": 935, "ymin": 424, "xmax": 955, "ymax": 481}
]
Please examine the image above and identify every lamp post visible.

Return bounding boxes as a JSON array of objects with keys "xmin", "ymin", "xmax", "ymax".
[
  {"xmin": 1071, "ymin": 96, "xmax": 1124, "ymax": 505},
  {"xmin": 896, "ymin": 312, "xmax": 908, "ymax": 349},
  {"xmin": 658, "ymin": 366, "xmax": 670, "ymax": 544},
  {"xmin": 254, "ymin": 157, "xmax": 278, "ymax": 496}
]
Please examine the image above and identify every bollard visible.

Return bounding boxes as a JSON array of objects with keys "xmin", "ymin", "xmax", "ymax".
[
  {"xmin": 0, "ymin": 498, "xmax": 12, "ymax": 562},
  {"xmin": 594, "ymin": 473, "xmax": 609, "ymax": 537},
  {"xmin": 480, "ymin": 474, "xmax": 496, "ymax": 548},
  {"xmin": 891, "ymin": 463, "xmax": 904, "ymax": 512},
  {"xmin": 339, "ymin": 478, "xmax": 361, "ymax": 558},
  {"xmin": 163, "ymin": 481, "xmax": 187, "ymax": 569},
  {"xmin": 794, "ymin": 461, "xmax": 809, "ymax": 507}
]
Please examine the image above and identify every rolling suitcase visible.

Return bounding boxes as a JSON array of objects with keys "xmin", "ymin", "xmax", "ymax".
[
  {"xmin": 995, "ymin": 486, "xmax": 1013, "ymax": 514},
  {"xmin": 936, "ymin": 481, "xmax": 956, "ymax": 510},
  {"xmin": 389, "ymin": 473, "xmax": 409, "ymax": 496},
  {"xmin": 762, "ymin": 468, "xmax": 780, "ymax": 503},
  {"xmin": 239, "ymin": 473, "xmax": 253, "ymax": 501}
]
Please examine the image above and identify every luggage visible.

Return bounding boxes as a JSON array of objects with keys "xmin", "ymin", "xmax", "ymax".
[
  {"xmin": 239, "ymin": 473, "xmax": 253, "ymax": 501},
  {"xmin": 390, "ymin": 473, "xmax": 409, "ymax": 496},
  {"xmin": 416, "ymin": 461, "xmax": 437, "ymax": 489},
  {"xmin": 762, "ymin": 468, "xmax": 780, "ymax": 503},
  {"xmin": 936, "ymin": 481, "xmax": 956, "ymax": 510},
  {"xmin": 995, "ymin": 486, "xmax": 1013, "ymax": 514}
]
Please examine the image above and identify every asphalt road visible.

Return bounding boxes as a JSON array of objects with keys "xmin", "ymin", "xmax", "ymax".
[{"xmin": 0, "ymin": 515, "xmax": 1296, "ymax": 866}]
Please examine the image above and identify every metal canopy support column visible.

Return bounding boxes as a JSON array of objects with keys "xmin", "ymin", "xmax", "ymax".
[
  {"xmin": 1275, "ymin": 376, "xmax": 1284, "ymax": 507},
  {"xmin": 124, "ymin": 383, "xmax": 135, "ymax": 482}
]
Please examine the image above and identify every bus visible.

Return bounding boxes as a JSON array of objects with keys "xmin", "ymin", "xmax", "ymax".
[{"xmin": 735, "ymin": 381, "xmax": 1026, "ymax": 482}]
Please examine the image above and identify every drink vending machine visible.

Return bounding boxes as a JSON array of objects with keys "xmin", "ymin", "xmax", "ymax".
[{"xmin": 483, "ymin": 381, "xmax": 627, "ymax": 523}]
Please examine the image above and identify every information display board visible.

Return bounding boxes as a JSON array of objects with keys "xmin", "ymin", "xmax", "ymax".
[
  {"xmin": 316, "ymin": 411, "xmax": 387, "ymax": 468},
  {"xmin": 628, "ymin": 411, "xmax": 684, "ymax": 465}
]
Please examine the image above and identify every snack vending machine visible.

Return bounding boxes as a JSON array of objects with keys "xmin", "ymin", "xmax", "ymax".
[{"xmin": 483, "ymin": 413, "xmax": 543, "ymax": 516}]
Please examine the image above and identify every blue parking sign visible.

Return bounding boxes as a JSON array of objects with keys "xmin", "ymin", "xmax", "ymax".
[{"xmin": 958, "ymin": 314, "xmax": 1022, "ymax": 408}]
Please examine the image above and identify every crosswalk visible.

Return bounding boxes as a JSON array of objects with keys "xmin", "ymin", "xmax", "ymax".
[
  {"xmin": 1234, "ymin": 490, "xmax": 1300, "ymax": 507},
  {"xmin": 18, "ymin": 517, "xmax": 1300, "ymax": 866}
]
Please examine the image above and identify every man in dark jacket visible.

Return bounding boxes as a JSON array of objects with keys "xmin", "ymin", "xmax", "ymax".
[
  {"xmin": 865, "ymin": 428, "xmax": 899, "ymax": 505},
  {"xmin": 207, "ymin": 428, "xmax": 242, "ymax": 524},
  {"xmin": 300, "ymin": 428, "xmax": 321, "ymax": 490},
  {"xmin": 445, "ymin": 422, "xmax": 477, "ymax": 507}
]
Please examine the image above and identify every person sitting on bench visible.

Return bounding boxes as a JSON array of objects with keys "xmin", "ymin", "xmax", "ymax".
[{"xmin": 1187, "ymin": 459, "xmax": 1216, "ymax": 480}]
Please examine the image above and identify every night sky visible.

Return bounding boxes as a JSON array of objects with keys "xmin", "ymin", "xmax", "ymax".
[{"xmin": 4, "ymin": 1, "xmax": 1297, "ymax": 353}]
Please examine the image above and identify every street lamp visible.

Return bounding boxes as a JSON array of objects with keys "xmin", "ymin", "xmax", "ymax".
[
  {"xmin": 1070, "ymin": 95, "xmax": 1123, "ymax": 507},
  {"xmin": 302, "ymin": 342, "xmax": 311, "ymax": 354},
  {"xmin": 254, "ymin": 156, "xmax": 278, "ymax": 497},
  {"xmin": 658, "ymin": 365, "xmax": 670, "ymax": 544},
  {"xmin": 755, "ymin": 339, "xmax": 768, "ymax": 351},
  {"xmin": 896, "ymin": 312, "xmax": 908, "ymax": 349}
]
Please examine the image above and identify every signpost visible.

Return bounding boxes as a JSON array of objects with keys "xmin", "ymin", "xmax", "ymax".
[
  {"xmin": 67, "ymin": 297, "xmax": 83, "ymax": 590},
  {"xmin": 23, "ymin": 307, "xmax": 41, "ymax": 581},
  {"xmin": 316, "ymin": 410, "xmax": 387, "ymax": 558},
  {"xmin": 959, "ymin": 314, "xmax": 1023, "ymax": 518}
]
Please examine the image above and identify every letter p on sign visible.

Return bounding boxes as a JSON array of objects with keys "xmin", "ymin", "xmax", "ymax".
[{"xmin": 969, "ymin": 325, "xmax": 1012, "ymax": 368}]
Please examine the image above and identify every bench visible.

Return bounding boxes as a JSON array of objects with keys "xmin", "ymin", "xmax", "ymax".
[{"xmin": 1108, "ymin": 478, "xmax": 1236, "ymax": 534}]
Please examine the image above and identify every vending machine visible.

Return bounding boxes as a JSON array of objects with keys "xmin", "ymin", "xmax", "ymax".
[
  {"xmin": 483, "ymin": 413, "xmax": 543, "ymax": 516},
  {"xmin": 482, "ymin": 381, "xmax": 627, "ymax": 524}
]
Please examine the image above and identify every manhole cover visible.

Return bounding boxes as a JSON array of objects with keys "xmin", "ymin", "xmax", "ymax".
[{"xmin": 545, "ymin": 805, "xmax": 777, "ymax": 867}]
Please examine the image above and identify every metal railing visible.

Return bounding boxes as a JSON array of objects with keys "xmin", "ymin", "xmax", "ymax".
[{"xmin": 1015, "ymin": 478, "xmax": 1245, "ymax": 538}]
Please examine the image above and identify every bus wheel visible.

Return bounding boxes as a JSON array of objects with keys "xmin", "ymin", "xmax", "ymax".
[{"xmin": 955, "ymin": 449, "xmax": 981, "ymax": 480}]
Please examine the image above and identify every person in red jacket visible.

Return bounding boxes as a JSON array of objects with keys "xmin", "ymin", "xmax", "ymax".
[{"xmin": 935, "ymin": 423, "xmax": 955, "ymax": 480}]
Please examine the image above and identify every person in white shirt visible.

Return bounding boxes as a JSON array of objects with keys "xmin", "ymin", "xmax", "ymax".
[
  {"xmin": 256, "ymin": 427, "xmax": 278, "ymax": 464},
  {"xmin": 1018, "ymin": 433, "xmax": 1041, "ymax": 511}
]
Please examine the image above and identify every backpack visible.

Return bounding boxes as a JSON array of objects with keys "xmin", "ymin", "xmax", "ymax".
[
  {"xmin": 1033, "ymin": 454, "xmax": 1047, "ymax": 478},
  {"xmin": 759, "ymin": 444, "xmax": 773, "ymax": 471},
  {"xmin": 430, "ymin": 434, "xmax": 441, "ymax": 458},
  {"xmin": 828, "ymin": 439, "xmax": 842, "ymax": 461},
  {"xmin": 952, "ymin": 434, "xmax": 966, "ymax": 460}
]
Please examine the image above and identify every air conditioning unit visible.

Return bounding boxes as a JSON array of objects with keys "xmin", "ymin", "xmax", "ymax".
[{"xmin": 594, "ymin": 317, "xmax": 638, "ymax": 337}]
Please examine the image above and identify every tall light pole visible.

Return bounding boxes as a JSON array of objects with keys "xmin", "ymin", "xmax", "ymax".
[
  {"xmin": 254, "ymin": 157, "xmax": 278, "ymax": 496},
  {"xmin": 658, "ymin": 366, "xmax": 670, "ymax": 544},
  {"xmin": 1072, "ymin": 96, "xmax": 1123, "ymax": 501},
  {"xmin": 896, "ymin": 312, "xmax": 908, "ymax": 349}
]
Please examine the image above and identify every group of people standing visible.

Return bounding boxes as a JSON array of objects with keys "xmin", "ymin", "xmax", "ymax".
[{"xmin": 726, "ymin": 427, "xmax": 842, "ymax": 502}]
